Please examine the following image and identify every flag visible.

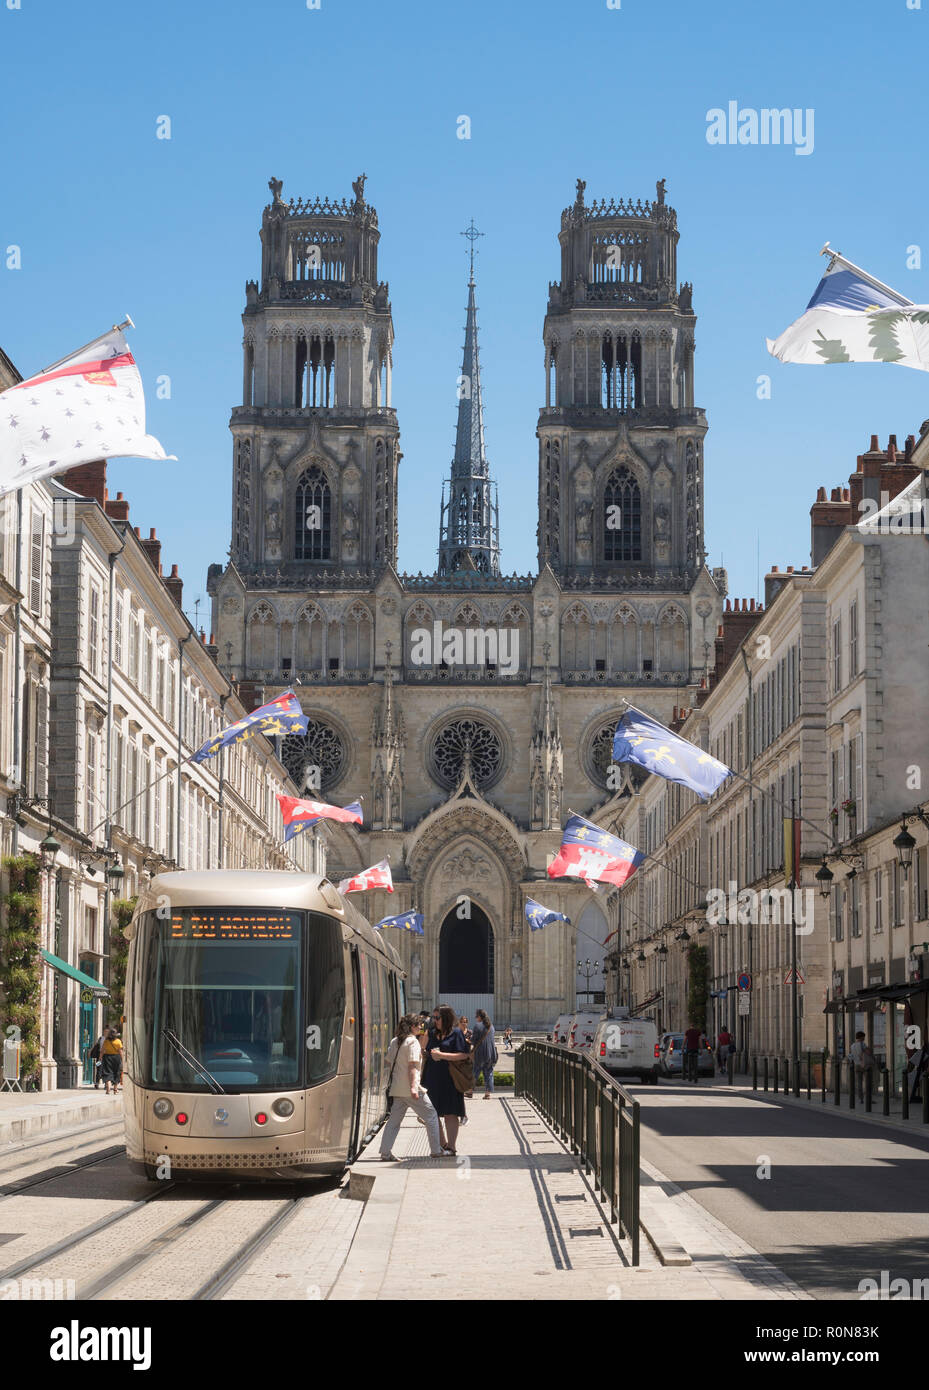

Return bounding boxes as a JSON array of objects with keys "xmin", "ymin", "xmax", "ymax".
[
  {"xmin": 277, "ymin": 795, "xmax": 363, "ymax": 843},
  {"xmin": 338, "ymin": 859, "xmax": 393, "ymax": 895},
  {"xmin": 766, "ymin": 250, "xmax": 929, "ymax": 373},
  {"xmin": 375, "ymin": 911, "xmax": 424, "ymax": 935},
  {"xmin": 525, "ymin": 899, "xmax": 571, "ymax": 932},
  {"xmin": 613, "ymin": 708, "xmax": 730, "ymax": 800},
  {"xmin": 191, "ymin": 690, "xmax": 308, "ymax": 764},
  {"xmin": 0, "ymin": 325, "xmax": 175, "ymax": 497},
  {"xmin": 547, "ymin": 814, "xmax": 644, "ymax": 890}
]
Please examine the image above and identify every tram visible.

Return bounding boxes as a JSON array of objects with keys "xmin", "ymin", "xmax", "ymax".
[{"xmin": 123, "ymin": 871, "xmax": 404, "ymax": 1181}]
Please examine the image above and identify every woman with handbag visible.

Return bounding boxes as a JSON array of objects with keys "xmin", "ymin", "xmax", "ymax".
[
  {"xmin": 379, "ymin": 1014, "xmax": 445, "ymax": 1160},
  {"xmin": 424, "ymin": 1005, "xmax": 471, "ymax": 1156}
]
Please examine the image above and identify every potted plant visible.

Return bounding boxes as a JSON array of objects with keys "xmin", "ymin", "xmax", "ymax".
[
  {"xmin": 842, "ymin": 798, "xmax": 857, "ymax": 823},
  {"xmin": 829, "ymin": 806, "xmax": 839, "ymax": 826}
]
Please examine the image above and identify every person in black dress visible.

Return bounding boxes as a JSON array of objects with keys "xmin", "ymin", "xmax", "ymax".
[{"xmin": 422, "ymin": 1005, "xmax": 469, "ymax": 1155}]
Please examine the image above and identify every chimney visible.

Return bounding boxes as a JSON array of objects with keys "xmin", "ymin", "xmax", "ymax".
[
  {"xmin": 164, "ymin": 563, "xmax": 183, "ymax": 609},
  {"xmin": 60, "ymin": 458, "xmax": 106, "ymax": 506},
  {"xmin": 140, "ymin": 527, "xmax": 162, "ymax": 574},
  {"xmin": 104, "ymin": 490, "xmax": 130, "ymax": 522},
  {"xmin": 764, "ymin": 566, "xmax": 787, "ymax": 609},
  {"xmin": 206, "ymin": 632, "xmax": 219, "ymax": 662},
  {"xmin": 811, "ymin": 486, "xmax": 853, "ymax": 567}
]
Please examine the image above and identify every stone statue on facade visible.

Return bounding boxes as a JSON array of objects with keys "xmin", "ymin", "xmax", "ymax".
[
  {"xmin": 352, "ymin": 173, "xmax": 367, "ymax": 206},
  {"xmin": 269, "ymin": 177, "xmax": 284, "ymax": 205},
  {"xmin": 411, "ymin": 952, "xmax": 422, "ymax": 994},
  {"xmin": 656, "ymin": 178, "xmax": 666, "ymax": 205},
  {"xmin": 511, "ymin": 952, "xmax": 523, "ymax": 995}
]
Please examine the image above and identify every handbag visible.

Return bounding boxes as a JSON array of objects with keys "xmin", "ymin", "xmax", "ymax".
[
  {"xmin": 385, "ymin": 1038, "xmax": 403, "ymax": 1111},
  {"xmin": 450, "ymin": 1054, "xmax": 475, "ymax": 1094}
]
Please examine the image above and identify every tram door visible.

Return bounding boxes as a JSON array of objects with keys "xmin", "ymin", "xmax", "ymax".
[{"xmin": 348, "ymin": 946, "xmax": 364, "ymax": 1160}]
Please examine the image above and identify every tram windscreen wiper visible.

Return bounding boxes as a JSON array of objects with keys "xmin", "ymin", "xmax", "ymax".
[{"xmin": 162, "ymin": 1028, "xmax": 226, "ymax": 1095}]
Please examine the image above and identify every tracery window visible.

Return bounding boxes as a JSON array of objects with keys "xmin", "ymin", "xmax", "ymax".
[
  {"xmin": 281, "ymin": 717, "xmax": 347, "ymax": 793},
  {"xmin": 295, "ymin": 465, "xmax": 331, "ymax": 561},
  {"xmin": 603, "ymin": 467, "xmax": 642, "ymax": 564},
  {"xmin": 430, "ymin": 718, "xmax": 503, "ymax": 790}
]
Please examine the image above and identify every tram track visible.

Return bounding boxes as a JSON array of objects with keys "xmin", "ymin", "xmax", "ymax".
[{"xmin": 0, "ymin": 1143, "xmax": 127, "ymax": 1201}]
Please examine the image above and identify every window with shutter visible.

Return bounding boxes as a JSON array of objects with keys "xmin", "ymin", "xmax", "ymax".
[{"xmin": 30, "ymin": 512, "xmax": 44, "ymax": 614}]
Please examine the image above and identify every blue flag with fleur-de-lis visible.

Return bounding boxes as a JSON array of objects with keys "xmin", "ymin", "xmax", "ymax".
[
  {"xmin": 612, "ymin": 708, "xmax": 730, "ymax": 800},
  {"xmin": 525, "ymin": 899, "xmax": 571, "ymax": 932},
  {"xmin": 375, "ymin": 912, "xmax": 424, "ymax": 936},
  {"xmin": 190, "ymin": 690, "xmax": 308, "ymax": 764}
]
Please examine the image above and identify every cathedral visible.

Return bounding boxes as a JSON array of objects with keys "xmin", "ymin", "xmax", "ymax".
[{"xmin": 208, "ymin": 174, "xmax": 725, "ymax": 1028}]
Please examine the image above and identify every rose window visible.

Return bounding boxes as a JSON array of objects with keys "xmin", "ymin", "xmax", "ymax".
[
  {"xmin": 430, "ymin": 718, "xmax": 503, "ymax": 791},
  {"xmin": 282, "ymin": 718, "xmax": 346, "ymax": 792},
  {"xmin": 587, "ymin": 721, "xmax": 649, "ymax": 791}
]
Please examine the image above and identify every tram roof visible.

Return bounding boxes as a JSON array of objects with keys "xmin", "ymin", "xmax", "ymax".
[{"xmin": 128, "ymin": 871, "xmax": 402, "ymax": 968}]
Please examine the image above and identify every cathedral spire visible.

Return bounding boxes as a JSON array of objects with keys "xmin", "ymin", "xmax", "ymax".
[{"xmin": 437, "ymin": 226, "xmax": 501, "ymax": 577}]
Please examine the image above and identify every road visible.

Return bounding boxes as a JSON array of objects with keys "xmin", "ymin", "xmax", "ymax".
[{"xmin": 632, "ymin": 1079, "xmax": 929, "ymax": 1299}]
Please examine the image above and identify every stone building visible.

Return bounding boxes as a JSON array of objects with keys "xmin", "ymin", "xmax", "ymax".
[
  {"xmin": 209, "ymin": 176, "xmax": 725, "ymax": 1027},
  {"xmin": 608, "ymin": 431, "xmax": 929, "ymax": 1078}
]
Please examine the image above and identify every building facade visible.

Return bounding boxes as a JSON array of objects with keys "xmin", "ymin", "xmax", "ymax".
[{"xmin": 209, "ymin": 176, "xmax": 725, "ymax": 1027}]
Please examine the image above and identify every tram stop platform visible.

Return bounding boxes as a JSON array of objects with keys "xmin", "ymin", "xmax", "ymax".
[
  {"xmin": 0, "ymin": 1088, "xmax": 123, "ymax": 1148},
  {"xmin": 331, "ymin": 1089, "xmax": 810, "ymax": 1301}
]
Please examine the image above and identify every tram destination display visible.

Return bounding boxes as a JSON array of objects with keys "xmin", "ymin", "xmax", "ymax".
[{"xmin": 168, "ymin": 910, "xmax": 300, "ymax": 941}]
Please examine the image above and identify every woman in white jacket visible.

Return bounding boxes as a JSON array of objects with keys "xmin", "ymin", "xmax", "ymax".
[{"xmin": 379, "ymin": 1014, "xmax": 445, "ymax": 1160}]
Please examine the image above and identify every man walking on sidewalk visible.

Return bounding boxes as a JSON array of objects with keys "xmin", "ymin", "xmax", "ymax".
[
  {"xmin": 849, "ymin": 1031, "xmax": 876, "ymax": 1103},
  {"xmin": 683, "ymin": 1022, "xmax": 704, "ymax": 1084}
]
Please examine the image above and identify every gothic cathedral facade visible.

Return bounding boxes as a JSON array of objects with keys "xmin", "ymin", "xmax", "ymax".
[{"xmin": 209, "ymin": 176, "xmax": 725, "ymax": 1027}]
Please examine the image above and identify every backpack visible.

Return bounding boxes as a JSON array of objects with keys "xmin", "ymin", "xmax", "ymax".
[{"xmin": 89, "ymin": 1038, "xmax": 102, "ymax": 1061}]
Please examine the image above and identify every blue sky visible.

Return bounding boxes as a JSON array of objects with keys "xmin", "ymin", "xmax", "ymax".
[{"xmin": 2, "ymin": 0, "xmax": 928, "ymax": 620}]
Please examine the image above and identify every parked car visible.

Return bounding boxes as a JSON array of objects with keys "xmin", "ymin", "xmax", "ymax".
[
  {"xmin": 568, "ymin": 1009, "xmax": 604, "ymax": 1053},
  {"xmin": 594, "ymin": 1013, "xmax": 659, "ymax": 1084},
  {"xmin": 550, "ymin": 1014, "xmax": 573, "ymax": 1045},
  {"xmin": 659, "ymin": 1032, "xmax": 714, "ymax": 1077}
]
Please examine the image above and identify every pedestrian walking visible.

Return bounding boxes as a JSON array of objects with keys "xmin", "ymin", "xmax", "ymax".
[
  {"xmin": 89, "ymin": 1032, "xmax": 105, "ymax": 1089},
  {"xmin": 683, "ymin": 1022, "xmax": 704, "ymax": 1084},
  {"xmin": 379, "ymin": 1014, "xmax": 445, "ymax": 1160},
  {"xmin": 100, "ymin": 1028, "xmax": 123, "ymax": 1095},
  {"xmin": 717, "ymin": 1025, "xmax": 733, "ymax": 1076},
  {"xmin": 422, "ymin": 1005, "xmax": 471, "ymax": 1155},
  {"xmin": 908, "ymin": 1039, "xmax": 929, "ymax": 1104},
  {"xmin": 503, "ymin": 1026, "xmax": 514, "ymax": 1052},
  {"xmin": 849, "ymin": 1031, "xmax": 876, "ymax": 1102},
  {"xmin": 472, "ymin": 1008, "xmax": 497, "ymax": 1098}
]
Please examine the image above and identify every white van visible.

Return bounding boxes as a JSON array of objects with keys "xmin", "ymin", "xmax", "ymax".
[
  {"xmin": 568, "ymin": 1010, "xmax": 604, "ymax": 1053},
  {"xmin": 551, "ymin": 1014, "xmax": 572, "ymax": 1045},
  {"xmin": 593, "ymin": 1012, "xmax": 660, "ymax": 1083}
]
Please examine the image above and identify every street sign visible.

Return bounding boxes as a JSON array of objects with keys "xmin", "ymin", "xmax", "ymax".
[
  {"xmin": 784, "ymin": 968, "xmax": 805, "ymax": 985},
  {"xmin": 738, "ymin": 992, "xmax": 750, "ymax": 1015},
  {"xmin": 737, "ymin": 972, "xmax": 751, "ymax": 991}
]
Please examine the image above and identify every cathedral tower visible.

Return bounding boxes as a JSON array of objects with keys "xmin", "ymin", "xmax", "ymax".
[
  {"xmin": 537, "ymin": 179, "xmax": 706, "ymax": 584},
  {"xmin": 437, "ymin": 233, "xmax": 501, "ymax": 576},
  {"xmin": 229, "ymin": 175, "xmax": 400, "ymax": 577}
]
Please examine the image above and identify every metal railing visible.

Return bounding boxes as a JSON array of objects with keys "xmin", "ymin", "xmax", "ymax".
[
  {"xmin": 515, "ymin": 1041, "xmax": 640, "ymax": 1264},
  {"xmin": 751, "ymin": 1053, "xmax": 929, "ymax": 1121}
]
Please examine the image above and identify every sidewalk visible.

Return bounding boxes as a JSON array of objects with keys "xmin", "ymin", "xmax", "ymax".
[
  {"xmin": 331, "ymin": 1090, "xmax": 808, "ymax": 1300},
  {"xmin": 727, "ymin": 1076, "xmax": 929, "ymax": 1140},
  {"xmin": 0, "ymin": 1089, "xmax": 123, "ymax": 1147}
]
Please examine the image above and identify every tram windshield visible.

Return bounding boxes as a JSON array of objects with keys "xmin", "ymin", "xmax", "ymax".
[{"xmin": 131, "ymin": 908, "xmax": 344, "ymax": 1091}]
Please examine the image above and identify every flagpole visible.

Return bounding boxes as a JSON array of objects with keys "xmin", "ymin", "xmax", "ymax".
[
  {"xmin": 10, "ymin": 488, "xmax": 23, "ymax": 856},
  {"xmin": 38, "ymin": 318, "xmax": 135, "ymax": 375},
  {"xmin": 818, "ymin": 245, "xmax": 913, "ymax": 307}
]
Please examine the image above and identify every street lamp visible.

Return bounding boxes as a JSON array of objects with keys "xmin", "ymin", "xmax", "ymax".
[
  {"xmin": 815, "ymin": 856, "xmax": 834, "ymax": 898},
  {"xmin": 38, "ymin": 830, "xmax": 61, "ymax": 870},
  {"xmin": 576, "ymin": 958, "xmax": 600, "ymax": 1006},
  {"xmin": 106, "ymin": 857, "xmax": 125, "ymax": 890},
  {"xmin": 894, "ymin": 819, "xmax": 916, "ymax": 877}
]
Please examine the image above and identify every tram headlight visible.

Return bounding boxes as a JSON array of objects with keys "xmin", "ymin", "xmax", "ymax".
[
  {"xmin": 153, "ymin": 1098, "xmax": 174, "ymax": 1119},
  {"xmin": 272, "ymin": 1098, "xmax": 295, "ymax": 1118}
]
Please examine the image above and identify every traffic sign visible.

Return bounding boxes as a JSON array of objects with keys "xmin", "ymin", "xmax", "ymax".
[
  {"xmin": 738, "ymin": 992, "xmax": 750, "ymax": 1015},
  {"xmin": 784, "ymin": 968, "xmax": 805, "ymax": 985},
  {"xmin": 737, "ymin": 972, "xmax": 752, "ymax": 991}
]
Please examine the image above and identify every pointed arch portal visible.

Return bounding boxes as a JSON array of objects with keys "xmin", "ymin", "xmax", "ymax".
[{"xmin": 439, "ymin": 904, "xmax": 494, "ymax": 995}]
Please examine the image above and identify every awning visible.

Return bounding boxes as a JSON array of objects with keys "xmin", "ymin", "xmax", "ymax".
[
  {"xmin": 823, "ymin": 995, "xmax": 882, "ymax": 1014},
  {"xmin": 41, "ymin": 950, "xmax": 109, "ymax": 999},
  {"xmin": 874, "ymin": 980, "xmax": 929, "ymax": 1003},
  {"xmin": 636, "ymin": 991, "xmax": 663, "ymax": 1010}
]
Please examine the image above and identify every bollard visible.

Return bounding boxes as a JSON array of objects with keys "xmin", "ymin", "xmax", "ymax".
[
  {"xmin": 902, "ymin": 1069, "xmax": 909, "ymax": 1121},
  {"xmin": 865, "ymin": 1065, "xmax": 873, "ymax": 1113},
  {"xmin": 806, "ymin": 1050, "xmax": 812, "ymax": 1101},
  {"xmin": 821, "ymin": 1050, "xmax": 827, "ymax": 1105},
  {"xmin": 763, "ymin": 1056, "xmax": 769, "ymax": 1092},
  {"xmin": 923, "ymin": 1081, "xmax": 929, "ymax": 1126},
  {"xmin": 752, "ymin": 1055, "xmax": 758, "ymax": 1091},
  {"xmin": 882, "ymin": 1068, "xmax": 890, "ymax": 1117},
  {"xmin": 728, "ymin": 1050, "xmax": 734, "ymax": 1086},
  {"xmin": 794, "ymin": 1055, "xmax": 801, "ymax": 1098},
  {"xmin": 848, "ymin": 1060, "xmax": 856, "ymax": 1110},
  {"xmin": 834, "ymin": 1056, "xmax": 841, "ymax": 1106},
  {"xmin": 773, "ymin": 1057, "xmax": 779, "ymax": 1092}
]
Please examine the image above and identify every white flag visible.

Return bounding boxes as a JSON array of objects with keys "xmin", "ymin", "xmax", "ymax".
[
  {"xmin": 0, "ymin": 326, "xmax": 175, "ymax": 497},
  {"xmin": 767, "ymin": 250, "xmax": 929, "ymax": 373}
]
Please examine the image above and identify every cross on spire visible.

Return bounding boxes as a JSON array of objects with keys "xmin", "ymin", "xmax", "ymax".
[{"xmin": 461, "ymin": 219, "xmax": 484, "ymax": 285}]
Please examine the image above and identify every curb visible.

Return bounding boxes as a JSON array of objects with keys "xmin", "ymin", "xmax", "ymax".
[
  {"xmin": 638, "ymin": 1171, "xmax": 692, "ymax": 1266},
  {"xmin": 0, "ymin": 1095, "xmax": 124, "ymax": 1146}
]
